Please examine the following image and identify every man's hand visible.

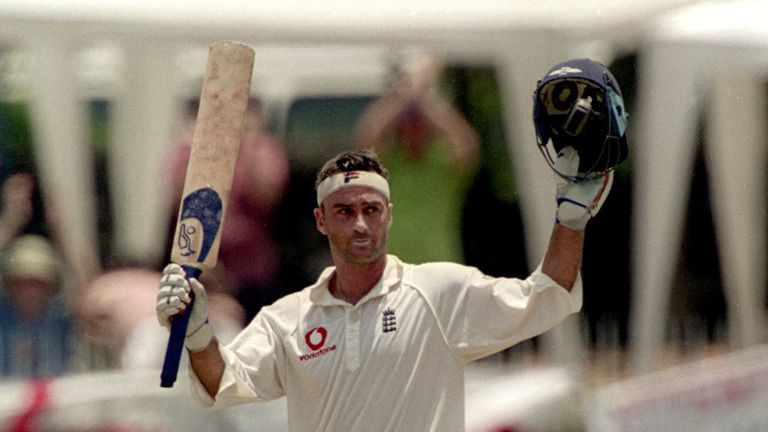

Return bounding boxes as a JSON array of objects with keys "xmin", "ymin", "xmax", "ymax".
[
  {"xmin": 554, "ymin": 147, "xmax": 613, "ymax": 231},
  {"xmin": 157, "ymin": 263, "xmax": 214, "ymax": 352}
]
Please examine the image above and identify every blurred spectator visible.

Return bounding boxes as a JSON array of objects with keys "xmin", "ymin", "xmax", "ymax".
[
  {"xmin": 0, "ymin": 235, "xmax": 73, "ymax": 379},
  {"xmin": 0, "ymin": 172, "xmax": 34, "ymax": 249},
  {"xmin": 355, "ymin": 54, "xmax": 479, "ymax": 263},
  {"xmin": 76, "ymin": 266, "xmax": 160, "ymax": 370},
  {"xmin": 77, "ymin": 265, "xmax": 246, "ymax": 371},
  {"xmin": 166, "ymin": 97, "xmax": 290, "ymax": 321}
]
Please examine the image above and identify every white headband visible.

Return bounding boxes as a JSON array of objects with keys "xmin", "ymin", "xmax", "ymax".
[{"xmin": 316, "ymin": 171, "xmax": 390, "ymax": 206}]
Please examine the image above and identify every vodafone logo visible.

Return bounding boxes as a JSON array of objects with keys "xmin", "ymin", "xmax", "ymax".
[
  {"xmin": 305, "ymin": 327, "xmax": 327, "ymax": 351},
  {"xmin": 300, "ymin": 326, "xmax": 336, "ymax": 362}
]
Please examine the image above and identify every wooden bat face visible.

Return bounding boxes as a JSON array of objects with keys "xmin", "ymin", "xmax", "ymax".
[{"xmin": 169, "ymin": 41, "xmax": 255, "ymax": 273}]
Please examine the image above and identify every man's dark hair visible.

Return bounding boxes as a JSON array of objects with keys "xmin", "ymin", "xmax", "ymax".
[{"xmin": 315, "ymin": 149, "xmax": 390, "ymax": 189}]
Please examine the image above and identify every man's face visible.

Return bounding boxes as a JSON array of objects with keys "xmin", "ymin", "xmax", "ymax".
[{"xmin": 314, "ymin": 186, "xmax": 393, "ymax": 266}]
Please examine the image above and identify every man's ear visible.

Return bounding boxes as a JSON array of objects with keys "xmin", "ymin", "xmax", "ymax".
[
  {"xmin": 387, "ymin": 203, "xmax": 394, "ymax": 229},
  {"xmin": 314, "ymin": 207, "xmax": 327, "ymax": 235}
]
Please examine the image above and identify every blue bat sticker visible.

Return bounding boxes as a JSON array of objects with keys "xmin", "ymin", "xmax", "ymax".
[{"xmin": 176, "ymin": 187, "xmax": 222, "ymax": 264}]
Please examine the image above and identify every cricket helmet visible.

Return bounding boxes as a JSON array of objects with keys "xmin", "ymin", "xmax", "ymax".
[{"xmin": 533, "ymin": 58, "xmax": 629, "ymax": 181}]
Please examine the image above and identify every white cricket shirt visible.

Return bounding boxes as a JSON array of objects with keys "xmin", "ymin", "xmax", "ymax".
[{"xmin": 190, "ymin": 255, "xmax": 582, "ymax": 431}]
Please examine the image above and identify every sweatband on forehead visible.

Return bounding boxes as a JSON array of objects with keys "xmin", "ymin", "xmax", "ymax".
[{"xmin": 316, "ymin": 171, "xmax": 390, "ymax": 206}]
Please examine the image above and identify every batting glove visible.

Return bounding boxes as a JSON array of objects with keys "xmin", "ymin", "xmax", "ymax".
[
  {"xmin": 554, "ymin": 147, "xmax": 613, "ymax": 231},
  {"xmin": 157, "ymin": 263, "xmax": 214, "ymax": 353}
]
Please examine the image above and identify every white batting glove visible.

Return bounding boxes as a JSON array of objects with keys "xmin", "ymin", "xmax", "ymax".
[
  {"xmin": 554, "ymin": 147, "xmax": 613, "ymax": 231},
  {"xmin": 156, "ymin": 263, "xmax": 214, "ymax": 353}
]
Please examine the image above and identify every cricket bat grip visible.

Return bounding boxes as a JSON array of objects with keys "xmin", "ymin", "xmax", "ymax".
[{"xmin": 160, "ymin": 265, "xmax": 202, "ymax": 388}]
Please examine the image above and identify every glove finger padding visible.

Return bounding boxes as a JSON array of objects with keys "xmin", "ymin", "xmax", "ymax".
[
  {"xmin": 156, "ymin": 264, "xmax": 213, "ymax": 352},
  {"xmin": 156, "ymin": 264, "xmax": 191, "ymax": 328},
  {"xmin": 553, "ymin": 147, "xmax": 613, "ymax": 230},
  {"xmin": 556, "ymin": 170, "xmax": 613, "ymax": 231}
]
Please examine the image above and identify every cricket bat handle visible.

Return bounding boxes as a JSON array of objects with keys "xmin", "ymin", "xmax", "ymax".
[{"xmin": 160, "ymin": 265, "xmax": 202, "ymax": 388}]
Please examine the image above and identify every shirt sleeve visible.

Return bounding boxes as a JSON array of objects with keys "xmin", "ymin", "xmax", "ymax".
[
  {"xmin": 410, "ymin": 262, "xmax": 582, "ymax": 364},
  {"xmin": 189, "ymin": 311, "xmax": 287, "ymax": 408}
]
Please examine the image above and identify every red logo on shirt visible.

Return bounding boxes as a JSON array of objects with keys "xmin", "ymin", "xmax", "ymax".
[
  {"xmin": 300, "ymin": 327, "xmax": 336, "ymax": 362},
  {"xmin": 305, "ymin": 327, "xmax": 328, "ymax": 351}
]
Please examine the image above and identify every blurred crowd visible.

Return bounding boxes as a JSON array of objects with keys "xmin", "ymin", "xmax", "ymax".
[{"xmin": 0, "ymin": 94, "xmax": 291, "ymax": 380}]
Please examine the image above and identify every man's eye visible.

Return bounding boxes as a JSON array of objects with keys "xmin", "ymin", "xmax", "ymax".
[{"xmin": 365, "ymin": 206, "xmax": 381, "ymax": 214}]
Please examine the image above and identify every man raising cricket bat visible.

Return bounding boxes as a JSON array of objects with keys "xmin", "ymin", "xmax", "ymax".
[
  {"xmin": 156, "ymin": 58, "xmax": 628, "ymax": 431},
  {"xmin": 159, "ymin": 41, "xmax": 254, "ymax": 388}
]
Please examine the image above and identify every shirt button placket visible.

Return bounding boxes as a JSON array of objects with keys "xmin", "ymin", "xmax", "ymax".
[{"xmin": 345, "ymin": 308, "xmax": 360, "ymax": 371}]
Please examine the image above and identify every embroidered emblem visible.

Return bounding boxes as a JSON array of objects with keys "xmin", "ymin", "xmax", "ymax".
[{"xmin": 382, "ymin": 308, "xmax": 397, "ymax": 333}]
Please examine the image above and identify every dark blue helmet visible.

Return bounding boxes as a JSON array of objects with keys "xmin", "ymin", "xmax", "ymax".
[{"xmin": 533, "ymin": 58, "xmax": 629, "ymax": 180}]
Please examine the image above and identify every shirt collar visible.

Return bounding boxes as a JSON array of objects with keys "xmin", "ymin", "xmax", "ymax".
[{"xmin": 310, "ymin": 255, "xmax": 402, "ymax": 306}]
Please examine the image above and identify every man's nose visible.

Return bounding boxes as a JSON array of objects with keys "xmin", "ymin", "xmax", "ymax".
[{"xmin": 353, "ymin": 213, "xmax": 369, "ymax": 232}]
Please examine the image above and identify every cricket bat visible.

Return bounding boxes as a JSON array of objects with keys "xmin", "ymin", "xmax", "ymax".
[{"xmin": 160, "ymin": 41, "xmax": 254, "ymax": 388}]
